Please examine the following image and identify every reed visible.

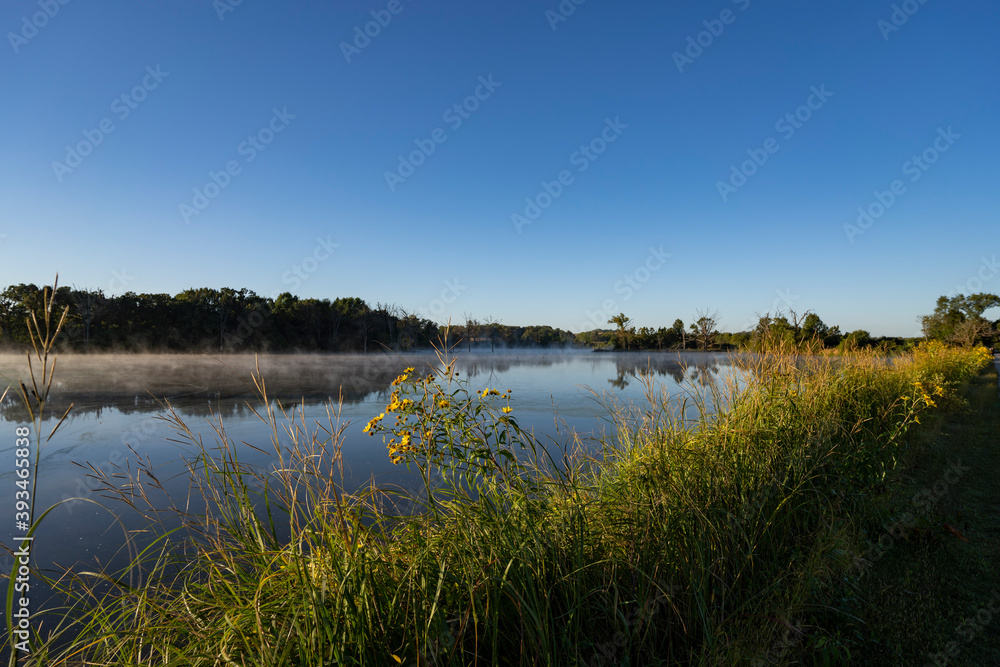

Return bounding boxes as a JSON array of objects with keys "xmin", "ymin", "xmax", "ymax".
[
  {"xmin": 7, "ymin": 331, "xmax": 993, "ymax": 665},
  {"xmin": 4, "ymin": 278, "xmax": 72, "ymax": 667}
]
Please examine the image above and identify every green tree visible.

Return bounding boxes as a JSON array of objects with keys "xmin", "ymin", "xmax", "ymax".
[
  {"xmin": 668, "ymin": 319, "xmax": 685, "ymax": 349},
  {"xmin": 0, "ymin": 285, "xmax": 32, "ymax": 344},
  {"xmin": 68, "ymin": 287, "xmax": 105, "ymax": 350},
  {"xmin": 838, "ymin": 329, "xmax": 872, "ymax": 351},
  {"xmin": 920, "ymin": 293, "xmax": 1000, "ymax": 347},
  {"xmin": 800, "ymin": 312, "xmax": 829, "ymax": 342},
  {"xmin": 608, "ymin": 313, "xmax": 633, "ymax": 350}
]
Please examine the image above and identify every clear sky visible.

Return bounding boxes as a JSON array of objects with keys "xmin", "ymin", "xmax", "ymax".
[{"xmin": 1, "ymin": 0, "xmax": 997, "ymax": 336}]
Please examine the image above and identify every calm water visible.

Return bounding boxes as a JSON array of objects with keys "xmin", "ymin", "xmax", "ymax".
[{"xmin": 0, "ymin": 350, "xmax": 741, "ymax": 613}]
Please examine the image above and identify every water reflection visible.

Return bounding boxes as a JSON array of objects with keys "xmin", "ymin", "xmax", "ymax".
[
  {"xmin": 0, "ymin": 350, "xmax": 736, "ymax": 420},
  {"xmin": 0, "ymin": 350, "xmax": 744, "ymax": 528},
  {"xmin": 605, "ymin": 355, "xmax": 696, "ymax": 389},
  {"xmin": 0, "ymin": 353, "xmax": 419, "ymax": 420},
  {"xmin": 1, "ymin": 350, "xmax": 744, "ymax": 637}
]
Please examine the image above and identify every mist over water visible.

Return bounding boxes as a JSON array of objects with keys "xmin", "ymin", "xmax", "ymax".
[
  {"xmin": 0, "ymin": 349, "xmax": 743, "ymax": 508},
  {"xmin": 0, "ymin": 350, "xmax": 741, "ymax": 622}
]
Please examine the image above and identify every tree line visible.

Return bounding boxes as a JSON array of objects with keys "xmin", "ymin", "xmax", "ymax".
[
  {"xmin": 596, "ymin": 293, "xmax": 999, "ymax": 352},
  {"xmin": 1, "ymin": 283, "xmax": 995, "ymax": 353},
  {"xmin": 0, "ymin": 284, "xmax": 580, "ymax": 353}
]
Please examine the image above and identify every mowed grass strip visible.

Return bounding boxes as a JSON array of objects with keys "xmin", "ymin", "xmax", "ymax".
[{"xmin": 808, "ymin": 359, "xmax": 1000, "ymax": 666}]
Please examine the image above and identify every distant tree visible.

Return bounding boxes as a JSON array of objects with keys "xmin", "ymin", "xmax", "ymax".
[
  {"xmin": 838, "ymin": 329, "xmax": 872, "ymax": 351},
  {"xmin": 823, "ymin": 325, "xmax": 843, "ymax": 348},
  {"xmin": 667, "ymin": 319, "xmax": 685, "ymax": 349},
  {"xmin": 608, "ymin": 313, "xmax": 633, "ymax": 350},
  {"xmin": 575, "ymin": 329, "xmax": 613, "ymax": 348},
  {"xmin": 920, "ymin": 293, "xmax": 1000, "ymax": 347},
  {"xmin": 690, "ymin": 309, "xmax": 719, "ymax": 350},
  {"xmin": 482, "ymin": 315, "xmax": 500, "ymax": 352},
  {"xmin": 333, "ymin": 297, "xmax": 371, "ymax": 351},
  {"xmin": 654, "ymin": 326, "xmax": 667, "ymax": 350},
  {"xmin": 375, "ymin": 302, "xmax": 398, "ymax": 351},
  {"xmin": 463, "ymin": 312, "xmax": 480, "ymax": 352},
  {"xmin": 174, "ymin": 288, "xmax": 221, "ymax": 348},
  {"xmin": 0, "ymin": 284, "xmax": 44, "ymax": 344},
  {"xmin": 358, "ymin": 307, "xmax": 377, "ymax": 353},
  {"xmin": 752, "ymin": 310, "xmax": 828, "ymax": 350},
  {"xmin": 216, "ymin": 288, "xmax": 239, "ymax": 351},
  {"xmin": 635, "ymin": 326, "xmax": 655, "ymax": 349},
  {"xmin": 801, "ymin": 312, "xmax": 828, "ymax": 342},
  {"xmin": 951, "ymin": 317, "xmax": 994, "ymax": 348},
  {"xmin": 785, "ymin": 309, "xmax": 809, "ymax": 342},
  {"xmin": 0, "ymin": 286, "xmax": 31, "ymax": 344}
]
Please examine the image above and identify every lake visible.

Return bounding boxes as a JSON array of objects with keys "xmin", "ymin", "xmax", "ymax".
[{"xmin": 0, "ymin": 350, "xmax": 741, "ymax": 617}]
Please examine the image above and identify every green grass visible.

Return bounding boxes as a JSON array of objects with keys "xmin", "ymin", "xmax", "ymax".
[
  {"xmin": 795, "ymin": 357, "xmax": 1000, "ymax": 666},
  {"xmin": 7, "ymin": 342, "xmax": 995, "ymax": 666}
]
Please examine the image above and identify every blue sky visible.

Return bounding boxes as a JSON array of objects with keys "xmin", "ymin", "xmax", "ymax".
[{"xmin": 1, "ymin": 0, "xmax": 997, "ymax": 336}]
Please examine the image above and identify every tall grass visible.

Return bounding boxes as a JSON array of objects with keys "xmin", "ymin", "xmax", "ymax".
[
  {"xmin": 4, "ymin": 278, "xmax": 72, "ymax": 667},
  {"xmin": 9, "ymin": 339, "xmax": 993, "ymax": 665}
]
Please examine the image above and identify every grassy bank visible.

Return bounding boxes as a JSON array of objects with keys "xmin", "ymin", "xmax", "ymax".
[
  {"xmin": 797, "ymin": 356, "xmax": 1000, "ymax": 665},
  {"xmin": 11, "ymin": 343, "xmax": 994, "ymax": 665}
]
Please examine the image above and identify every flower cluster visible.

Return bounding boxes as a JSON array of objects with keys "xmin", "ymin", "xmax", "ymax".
[
  {"xmin": 912, "ymin": 341, "xmax": 994, "ymax": 384},
  {"xmin": 363, "ymin": 364, "xmax": 524, "ymax": 483},
  {"xmin": 900, "ymin": 378, "xmax": 946, "ymax": 423},
  {"xmin": 915, "ymin": 379, "xmax": 944, "ymax": 408}
]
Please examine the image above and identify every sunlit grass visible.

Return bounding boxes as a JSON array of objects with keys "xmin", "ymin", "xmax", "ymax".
[{"xmin": 8, "ymin": 336, "xmax": 994, "ymax": 665}]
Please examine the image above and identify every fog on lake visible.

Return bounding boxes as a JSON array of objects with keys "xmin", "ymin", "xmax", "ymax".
[{"xmin": 0, "ymin": 350, "xmax": 742, "ymax": 591}]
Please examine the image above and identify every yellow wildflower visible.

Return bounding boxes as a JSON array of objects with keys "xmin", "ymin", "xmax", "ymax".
[
  {"xmin": 363, "ymin": 413, "xmax": 385, "ymax": 434},
  {"xmin": 502, "ymin": 406, "xmax": 512, "ymax": 414}
]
